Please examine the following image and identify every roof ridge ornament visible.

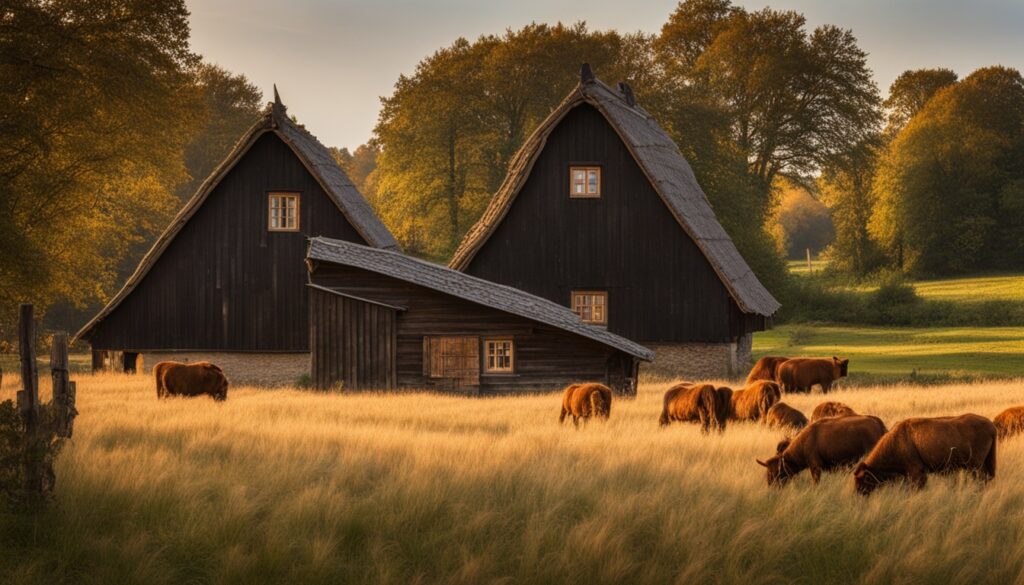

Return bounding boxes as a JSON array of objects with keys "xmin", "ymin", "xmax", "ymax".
[
  {"xmin": 271, "ymin": 84, "xmax": 286, "ymax": 127},
  {"xmin": 617, "ymin": 82, "xmax": 636, "ymax": 107},
  {"xmin": 580, "ymin": 63, "xmax": 595, "ymax": 84}
]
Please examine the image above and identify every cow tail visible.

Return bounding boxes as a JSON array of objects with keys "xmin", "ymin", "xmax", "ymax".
[
  {"xmin": 700, "ymin": 387, "xmax": 718, "ymax": 434},
  {"xmin": 154, "ymin": 366, "xmax": 165, "ymax": 398},
  {"xmin": 659, "ymin": 391, "xmax": 671, "ymax": 427},
  {"xmin": 559, "ymin": 405, "xmax": 568, "ymax": 424},
  {"xmin": 985, "ymin": 435, "xmax": 997, "ymax": 479}
]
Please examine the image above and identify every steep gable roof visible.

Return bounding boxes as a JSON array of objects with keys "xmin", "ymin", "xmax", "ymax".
[
  {"xmin": 449, "ymin": 67, "xmax": 780, "ymax": 317},
  {"xmin": 74, "ymin": 91, "xmax": 398, "ymax": 343},
  {"xmin": 308, "ymin": 237, "xmax": 654, "ymax": 361}
]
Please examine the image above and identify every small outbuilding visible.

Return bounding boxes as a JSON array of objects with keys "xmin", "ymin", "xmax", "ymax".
[{"xmin": 306, "ymin": 237, "xmax": 653, "ymax": 395}]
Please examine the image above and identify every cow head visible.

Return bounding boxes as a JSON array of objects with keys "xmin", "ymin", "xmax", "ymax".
[
  {"xmin": 832, "ymin": 357, "xmax": 850, "ymax": 378},
  {"xmin": 204, "ymin": 364, "xmax": 229, "ymax": 402},
  {"xmin": 756, "ymin": 454, "xmax": 794, "ymax": 487},
  {"xmin": 853, "ymin": 462, "xmax": 880, "ymax": 495}
]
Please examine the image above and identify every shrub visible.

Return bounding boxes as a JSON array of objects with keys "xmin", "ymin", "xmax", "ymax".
[{"xmin": 0, "ymin": 400, "xmax": 64, "ymax": 511}]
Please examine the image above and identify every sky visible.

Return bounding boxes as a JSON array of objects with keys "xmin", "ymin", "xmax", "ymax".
[{"xmin": 188, "ymin": 0, "xmax": 1024, "ymax": 151}]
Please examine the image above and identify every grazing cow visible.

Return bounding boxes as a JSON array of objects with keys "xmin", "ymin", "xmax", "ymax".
[
  {"xmin": 659, "ymin": 383, "xmax": 728, "ymax": 434},
  {"xmin": 154, "ymin": 361, "xmax": 229, "ymax": 401},
  {"xmin": 730, "ymin": 381, "xmax": 782, "ymax": 422},
  {"xmin": 765, "ymin": 403, "xmax": 808, "ymax": 431},
  {"xmin": 776, "ymin": 357, "xmax": 850, "ymax": 394},
  {"xmin": 757, "ymin": 415, "xmax": 887, "ymax": 486},
  {"xmin": 746, "ymin": 356, "xmax": 789, "ymax": 385},
  {"xmin": 993, "ymin": 406, "xmax": 1024, "ymax": 440},
  {"xmin": 559, "ymin": 383, "xmax": 612, "ymax": 427},
  {"xmin": 854, "ymin": 414, "xmax": 996, "ymax": 495},
  {"xmin": 811, "ymin": 401, "xmax": 858, "ymax": 422}
]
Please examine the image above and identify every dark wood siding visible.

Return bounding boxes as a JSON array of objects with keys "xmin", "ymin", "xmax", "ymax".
[
  {"xmin": 309, "ymin": 287, "xmax": 396, "ymax": 390},
  {"xmin": 310, "ymin": 263, "xmax": 636, "ymax": 395},
  {"xmin": 89, "ymin": 132, "xmax": 367, "ymax": 351},
  {"xmin": 465, "ymin": 103, "xmax": 759, "ymax": 343}
]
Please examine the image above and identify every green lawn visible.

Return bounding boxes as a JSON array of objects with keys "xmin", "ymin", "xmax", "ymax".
[
  {"xmin": 912, "ymin": 274, "xmax": 1024, "ymax": 303},
  {"xmin": 754, "ymin": 323, "xmax": 1024, "ymax": 383},
  {"xmin": 786, "ymin": 258, "xmax": 828, "ymax": 275}
]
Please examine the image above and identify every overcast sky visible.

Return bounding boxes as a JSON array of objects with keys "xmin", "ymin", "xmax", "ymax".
[{"xmin": 188, "ymin": 0, "xmax": 1024, "ymax": 151}]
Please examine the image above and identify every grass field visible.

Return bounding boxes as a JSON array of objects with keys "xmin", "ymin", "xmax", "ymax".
[
  {"xmin": 4, "ymin": 372, "xmax": 1024, "ymax": 584},
  {"xmin": 755, "ymin": 324, "xmax": 1024, "ymax": 382}
]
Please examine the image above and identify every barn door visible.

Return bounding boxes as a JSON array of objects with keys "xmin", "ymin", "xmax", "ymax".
[{"xmin": 423, "ymin": 336, "xmax": 480, "ymax": 393}]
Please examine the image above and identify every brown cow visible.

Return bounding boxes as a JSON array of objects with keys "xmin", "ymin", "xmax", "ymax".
[
  {"xmin": 155, "ymin": 361, "xmax": 228, "ymax": 401},
  {"xmin": 811, "ymin": 401, "xmax": 858, "ymax": 422},
  {"xmin": 854, "ymin": 414, "xmax": 996, "ymax": 495},
  {"xmin": 659, "ymin": 383, "xmax": 728, "ymax": 434},
  {"xmin": 559, "ymin": 383, "xmax": 612, "ymax": 427},
  {"xmin": 776, "ymin": 357, "xmax": 850, "ymax": 394},
  {"xmin": 746, "ymin": 356, "xmax": 789, "ymax": 385},
  {"xmin": 757, "ymin": 415, "xmax": 887, "ymax": 486},
  {"xmin": 993, "ymin": 406, "xmax": 1024, "ymax": 440},
  {"xmin": 764, "ymin": 402, "xmax": 808, "ymax": 431},
  {"xmin": 730, "ymin": 380, "xmax": 782, "ymax": 422}
]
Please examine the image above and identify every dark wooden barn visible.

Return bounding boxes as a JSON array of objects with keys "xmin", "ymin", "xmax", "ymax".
[
  {"xmin": 306, "ymin": 237, "xmax": 652, "ymax": 395},
  {"xmin": 74, "ymin": 91, "xmax": 399, "ymax": 385},
  {"xmin": 449, "ymin": 65, "xmax": 780, "ymax": 377}
]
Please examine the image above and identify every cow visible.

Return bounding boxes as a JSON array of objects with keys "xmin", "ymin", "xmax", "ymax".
[
  {"xmin": 154, "ymin": 361, "xmax": 229, "ymax": 401},
  {"xmin": 659, "ymin": 383, "xmax": 728, "ymax": 434},
  {"xmin": 993, "ymin": 406, "xmax": 1024, "ymax": 440},
  {"xmin": 853, "ymin": 414, "xmax": 996, "ymax": 495},
  {"xmin": 730, "ymin": 380, "xmax": 782, "ymax": 422},
  {"xmin": 811, "ymin": 401, "xmax": 858, "ymax": 422},
  {"xmin": 764, "ymin": 402, "xmax": 808, "ymax": 431},
  {"xmin": 756, "ymin": 414, "xmax": 887, "ymax": 486},
  {"xmin": 776, "ymin": 357, "xmax": 850, "ymax": 394},
  {"xmin": 746, "ymin": 356, "xmax": 789, "ymax": 385},
  {"xmin": 559, "ymin": 383, "xmax": 612, "ymax": 427}
]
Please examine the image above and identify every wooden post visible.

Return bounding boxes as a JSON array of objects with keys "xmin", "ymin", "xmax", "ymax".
[
  {"xmin": 50, "ymin": 332, "xmax": 77, "ymax": 438},
  {"xmin": 806, "ymin": 248, "xmax": 812, "ymax": 273},
  {"xmin": 17, "ymin": 304, "xmax": 39, "ymax": 431},
  {"xmin": 17, "ymin": 303, "xmax": 44, "ymax": 497}
]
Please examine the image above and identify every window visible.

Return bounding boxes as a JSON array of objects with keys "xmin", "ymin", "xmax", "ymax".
[
  {"xmin": 268, "ymin": 192, "xmax": 300, "ymax": 231},
  {"xmin": 570, "ymin": 166, "xmax": 600, "ymax": 198},
  {"xmin": 571, "ymin": 291, "xmax": 607, "ymax": 325},
  {"xmin": 484, "ymin": 339, "xmax": 514, "ymax": 374}
]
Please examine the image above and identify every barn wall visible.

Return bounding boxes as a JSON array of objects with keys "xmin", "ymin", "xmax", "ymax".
[
  {"xmin": 88, "ymin": 132, "xmax": 367, "ymax": 351},
  {"xmin": 140, "ymin": 351, "xmax": 309, "ymax": 386},
  {"xmin": 465, "ymin": 103, "xmax": 761, "ymax": 343},
  {"xmin": 309, "ymin": 287, "xmax": 396, "ymax": 390},
  {"xmin": 309, "ymin": 263, "xmax": 633, "ymax": 394}
]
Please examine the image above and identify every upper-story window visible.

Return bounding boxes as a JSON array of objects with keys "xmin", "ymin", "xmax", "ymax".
[
  {"xmin": 570, "ymin": 166, "xmax": 601, "ymax": 198},
  {"xmin": 268, "ymin": 192, "xmax": 300, "ymax": 231},
  {"xmin": 572, "ymin": 291, "xmax": 607, "ymax": 325}
]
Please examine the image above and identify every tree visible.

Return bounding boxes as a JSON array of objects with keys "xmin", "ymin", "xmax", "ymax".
[
  {"xmin": 0, "ymin": 0, "xmax": 198, "ymax": 336},
  {"xmin": 658, "ymin": 1, "xmax": 881, "ymax": 189},
  {"xmin": 333, "ymin": 143, "xmax": 380, "ymax": 200},
  {"xmin": 818, "ymin": 138, "xmax": 883, "ymax": 274},
  {"xmin": 883, "ymin": 68, "xmax": 958, "ymax": 135},
  {"xmin": 770, "ymin": 180, "xmax": 835, "ymax": 259},
  {"xmin": 870, "ymin": 67, "xmax": 1024, "ymax": 274}
]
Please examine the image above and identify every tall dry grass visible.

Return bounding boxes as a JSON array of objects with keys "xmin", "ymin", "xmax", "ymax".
[{"xmin": 3, "ymin": 372, "xmax": 1024, "ymax": 584}]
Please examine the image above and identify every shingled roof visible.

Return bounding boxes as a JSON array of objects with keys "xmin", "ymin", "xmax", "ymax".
[
  {"xmin": 449, "ymin": 66, "xmax": 780, "ymax": 317},
  {"xmin": 308, "ymin": 237, "xmax": 654, "ymax": 361},
  {"xmin": 74, "ymin": 90, "xmax": 398, "ymax": 343}
]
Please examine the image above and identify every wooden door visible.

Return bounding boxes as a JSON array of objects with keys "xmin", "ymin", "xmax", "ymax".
[{"xmin": 423, "ymin": 336, "xmax": 480, "ymax": 392}]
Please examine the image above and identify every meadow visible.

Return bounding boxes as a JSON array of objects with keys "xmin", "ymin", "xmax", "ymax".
[{"xmin": 4, "ymin": 372, "xmax": 1024, "ymax": 584}]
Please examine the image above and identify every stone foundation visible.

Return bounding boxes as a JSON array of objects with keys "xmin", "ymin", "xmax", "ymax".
[
  {"xmin": 138, "ymin": 352, "xmax": 310, "ymax": 387},
  {"xmin": 643, "ymin": 334, "xmax": 753, "ymax": 381}
]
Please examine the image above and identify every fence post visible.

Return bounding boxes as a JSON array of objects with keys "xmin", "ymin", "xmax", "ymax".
[
  {"xmin": 17, "ymin": 303, "xmax": 45, "ymax": 497},
  {"xmin": 50, "ymin": 332, "xmax": 77, "ymax": 438}
]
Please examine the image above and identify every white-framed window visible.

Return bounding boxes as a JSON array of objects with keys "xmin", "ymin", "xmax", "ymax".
[
  {"xmin": 484, "ymin": 339, "xmax": 514, "ymax": 374},
  {"xmin": 571, "ymin": 291, "xmax": 607, "ymax": 325},
  {"xmin": 570, "ymin": 166, "xmax": 601, "ymax": 198},
  {"xmin": 268, "ymin": 192, "xmax": 300, "ymax": 231}
]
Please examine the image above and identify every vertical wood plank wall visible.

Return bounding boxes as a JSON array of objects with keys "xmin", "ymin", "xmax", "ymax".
[
  {"xmin": 310, "ymin": 287, "xmax": 396, "ymax": 390},
  {"xmin": 464, "ymin": 103, "xmax": 766, "ymax": 343},
  {"xmin": 89, "ymin": 132, "xmax": 368, "ymax": 351}
]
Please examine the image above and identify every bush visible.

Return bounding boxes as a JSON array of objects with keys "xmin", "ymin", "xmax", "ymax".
[{"xmin": 0, "ymin": 400, "xmax": 64, "ymax": 511}]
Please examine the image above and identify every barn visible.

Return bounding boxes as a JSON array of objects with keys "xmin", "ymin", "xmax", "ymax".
[
  {"xmin": 449, "ymin": 65, "xmax": 780, "ymax": 378},
  {"xmin": 306, "ymin": 237, "xmax": 652, "ymax": 395},
  {"xmin": 73, "ymin": 91, "xmax": 399, "ymax": 385}
]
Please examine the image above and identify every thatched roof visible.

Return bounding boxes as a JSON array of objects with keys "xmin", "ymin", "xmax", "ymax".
[
  {"xmin": 308, "ymin": 237, "xmax": 654, "ymax": 361},
  {"xmin": 74, "ymin": 91, "xmax": 398, "ymax": 343},
  {"xmin": 449, "ymin": 66, "xmax": 780, "ymax": 317}
]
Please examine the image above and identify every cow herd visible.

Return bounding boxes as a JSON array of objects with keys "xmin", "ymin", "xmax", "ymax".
[{"xmin": 560, "ymin": 355, "xmax": 1023, "ymax": 496}]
